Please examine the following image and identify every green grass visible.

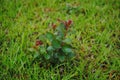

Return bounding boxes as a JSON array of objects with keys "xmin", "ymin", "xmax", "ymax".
[{"xmin": 0, "ymin": 0, "xmax": 120, "ymax": 80}]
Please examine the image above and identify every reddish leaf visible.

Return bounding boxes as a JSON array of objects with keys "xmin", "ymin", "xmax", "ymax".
[
  {"xmin": 67, "ymin": 20, "xmax": 72, "ymax": 26},
  {"xmin": 63, "ymin": 20, "xmax": 73, "ymax": 30},
  {"xmin": 36, "ymin": 40, "xmax": 43, "ymax": 46},
  {"xmin": 52, "ymin": 23, "xmax": 57, "ymax": 30}
]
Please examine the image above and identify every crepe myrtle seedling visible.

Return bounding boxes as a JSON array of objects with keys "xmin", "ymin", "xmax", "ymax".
[{"xmin": 34, "ymin": 19, "xmax": 75, "ymax": 66}]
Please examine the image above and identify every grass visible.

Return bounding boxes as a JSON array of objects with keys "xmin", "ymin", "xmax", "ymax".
[{"xmin": 0, "ymin": 0, "xmax": 120, "ymax": 80}]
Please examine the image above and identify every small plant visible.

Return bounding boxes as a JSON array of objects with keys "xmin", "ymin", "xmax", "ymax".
[{"xmin": 34, "ymin": 19, "xmax": 75, "ymax": 66}]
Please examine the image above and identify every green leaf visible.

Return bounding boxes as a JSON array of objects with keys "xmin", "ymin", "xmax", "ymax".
[
  {"xmin": 58, "ymin": 55, "xmax": 65, "ymax": 62},
  {"xmin": 46, "ymin": 32, "xmax": 54, "ymax": 42},
  {"xmin": 39, "ymin": 46, "xmax": 46, "ymax": 54},
  {"xmin": 63, "ymin": 38, "xmax": 72, "ymax": 44},
  {"xmin": 54, "ymin": 53, "xmax": 58, "ymax": 58},
  {"xmin": 56, "ymin": 23, "xmax": 65, "ymax": 32},
  {"xmin": 68, "ymin": 52, "xmax": 75, "ymax": 58},
  {"xmin": 52, "ymin": 39, "xmax": 61, "ymax": 49},
  {"xmin": 47, "ymin": 46, "xmax": 54, "ymax": 52},
  {"xmin": 44, "ymin": 53, "xmax": 50, "ymax": 60},
  {"xmin": 34, "ymin": 52, "xmax": 39, "ymax": 59},
  {"xmin": 56, "ymin": 36, "xmax": 62, "ymax": 41},
  {"xmin": 62, "ymin": 46, "xmax": 73, "ymax": 54},
  {"xmin": 56, "ymin": 23, "xmax": 66, "ymax": 38}
]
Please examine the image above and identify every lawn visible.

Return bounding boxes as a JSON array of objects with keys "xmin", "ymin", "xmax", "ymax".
[{"xmin": 0, "ymin": 0, "xmax": 120, "ymax": 80}]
